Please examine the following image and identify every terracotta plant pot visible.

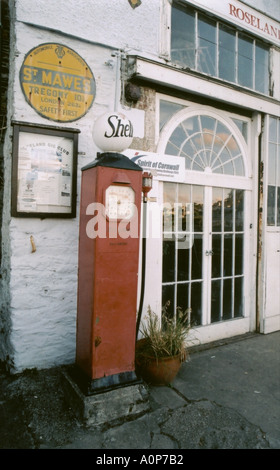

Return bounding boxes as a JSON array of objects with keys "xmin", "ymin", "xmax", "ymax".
[
  {"xmin": 136, "ymin": 353, "xmax": 182, "ymax": 385},
  {"xmin": 135, "ymin": 339, "xmax": 183, "ymax": 385}
]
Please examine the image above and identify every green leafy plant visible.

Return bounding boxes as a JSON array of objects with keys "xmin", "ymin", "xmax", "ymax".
[{"xmin": 136, "ymin": 303, "xmax": 190, "ymax": 362}]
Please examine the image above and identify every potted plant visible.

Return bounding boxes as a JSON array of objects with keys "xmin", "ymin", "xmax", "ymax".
[{"xmin": 135, "ymin": 303, "xmax": 190, "ymax": 386}]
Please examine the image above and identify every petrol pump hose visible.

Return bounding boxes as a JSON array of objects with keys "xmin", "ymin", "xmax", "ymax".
[{"xmin": 136, "ymin": 200, "xmax": 147, "ymax": 339}]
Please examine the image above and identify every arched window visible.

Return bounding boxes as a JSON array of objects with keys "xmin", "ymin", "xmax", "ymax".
[{"xmin": 164, "ymin": 114, "xmax": 245, "ymax": 176}]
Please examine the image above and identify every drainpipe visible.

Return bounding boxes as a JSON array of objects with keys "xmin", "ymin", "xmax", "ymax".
[
  {"xmin": 256, "ymin": 114, "xmax": 265, "ymax": 333},
  {"xmin": 110, "ymin": 50, "xmax": 127, "ymax": 112}
]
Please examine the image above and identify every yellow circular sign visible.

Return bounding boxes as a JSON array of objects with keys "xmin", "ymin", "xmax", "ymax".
[{"xmin": 20, "ymin": 43, "xmax": 96, "ymax": 122}]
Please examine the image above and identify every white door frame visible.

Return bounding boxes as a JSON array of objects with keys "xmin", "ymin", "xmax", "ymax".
[{"xmin": 142, "ymin": 102, "xmax": 257, "ymax": 345}]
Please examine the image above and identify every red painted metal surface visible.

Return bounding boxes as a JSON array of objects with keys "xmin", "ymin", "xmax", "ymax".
[{"xmin": 76, "ymin": 164, "xmax": 142, "ymax": 380}]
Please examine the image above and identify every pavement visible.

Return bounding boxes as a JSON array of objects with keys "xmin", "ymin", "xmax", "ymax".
[{"xmin": 0, "ymin": 331, "xmax": 279, "ymax": 450}]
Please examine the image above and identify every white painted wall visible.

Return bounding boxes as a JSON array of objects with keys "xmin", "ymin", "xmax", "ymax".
[
  {"xmin": 15, "ymin": 0, "xmax": 161, "ymax": 58},
  {"xmin": 263, "ymin": 231, "xmax": 280, "ymax": 333},
  {"xmin": 6, "ymin": 7, "xmax": 135, "ymax": 370}
]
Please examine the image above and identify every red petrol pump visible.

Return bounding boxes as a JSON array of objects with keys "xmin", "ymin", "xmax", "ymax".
[{"xmin": 75, "ymin": 113, "xmax": 143, "ymax": 394}]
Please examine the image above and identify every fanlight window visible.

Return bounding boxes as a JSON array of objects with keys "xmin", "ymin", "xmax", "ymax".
[{"xmin": 164, "ymin": 115, "xmax": 245, "ymax": 176}]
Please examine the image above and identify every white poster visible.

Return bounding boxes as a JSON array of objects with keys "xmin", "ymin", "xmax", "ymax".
[
  {"xmin": 124, "ymin": 149, "xmax": 185, "ymax": 182},
  {"xmin": 16, "ymin": 132, "xmax": 73, "ymax": 213}
]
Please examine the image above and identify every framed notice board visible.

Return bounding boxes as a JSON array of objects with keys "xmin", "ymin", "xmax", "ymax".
[{"xmin": 11, "ymin": 122, "xmax": 79, "ymax": 217}]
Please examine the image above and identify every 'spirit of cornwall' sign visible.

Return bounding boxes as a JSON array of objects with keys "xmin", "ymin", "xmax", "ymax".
[{"xmin": 20, "ymin": 43, "xmax": 96, "ymax": 122}]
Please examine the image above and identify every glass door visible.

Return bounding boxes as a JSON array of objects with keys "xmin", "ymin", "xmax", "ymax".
[
  {"xmin": 161, "ymin": 183, "xmax": 245, "ymax": 327},
  {"xmin": 156, "ymin": 106, "xmax": 253, "ymax": 337},
  {"xmin": 162, "ymin": 183, "xmax": 204, "ymax": 326},
  {"xmin": 210, "ymin": 187, "xmax": 244, "ymax": 323}
]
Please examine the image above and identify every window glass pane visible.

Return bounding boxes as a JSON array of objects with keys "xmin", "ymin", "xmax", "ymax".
[
  {"xmin": 166, "ymin": 141, "xmax": 181, "ymax": 157},
  {"xmin": 167, "ymin": 125, "xmax": 188, "ymax": 158},
  {"xmin": 160, "ymin": 100, "xmax": 185, "ymax": 131},
  {"xmin": 163, "ymin": 204, "xmax": 173, "ymax": 232},
  {"xmin": 190, "ymin": 282, "xmax": 202, "ymax": 326},
  {"xmin": 238, "ymin": 34, "xmax": 253, "ymax": 88},
  {"xmin": 215, "ymin": 121, "xmax": 230, "ymax": 147},
  {"xmin": 235, "ymin": 234, "xmax": 243, "ymax": 275},
  {"xmin": 234, "ymin": 277, "xmax": 243, "ymax": 318},
  {"xmin": 182, "ymin": 116, "xmax": 199, "ymax": 135},
  {"xmin": 163, "ymin": 182, "xmax": 176, "ymax": 205},
  {"xmin": 234, "ymin": 156, "xmax": 245, "ymax": 176},
  {"xmin": 224, "ymin": 189, "xmax": 233, "ymax": 232},
  {"xmin": 171, "ymin": 5, "xmax": 195, "ymax": 68},
  {"xmin": 222, "ymin": 161, "xmax": 234, "ymax": 176},
  {"xmin": 212, "ymin": 187, "xmax": 223, "ymax": 232},
  {"xmin": 216, "ymin": 149, "xmax": 234, "ymax": 175},
  {"xmin": 269, "ymin": 117, "xmax": 277, "ymax": 142},
  {"xmin": 193, "ymin": 185, "xmax": 204, "ymax": 232},
  {"xmin": 162, "ymin": 284, "xmax": 175, "ymax": 321},
  {"xmin": 163, "ymin": 183, "xmax": 176, "ymax": 232},
  {"xmin": 181, "ymin": 143, "xmax": 196, "ymax": 168},
  {"xmin": 267, "ymin": 186, "xmax": 276, "ymax": 225},
  {"xmin": 228, "ymin": 135, "xmax": 240, "ymax": 157},
  {"xmin": 219, "ymin": 24, "xmax": 235, "ymax": 82},
  {"xmin": 178, "ymin": 183, "xmax": 191, "ymax": 205},
  {"xmin": 169, "ymin": 125, "xmax": 187, "ymax": 149},
  {"xmin": 177, "ymin": 283, "xmax": 189, "ymax": 314},
  {"xmin": 212, "ymin": 234, "xmax": 222, "ymax": 278},
  {"xmin": 191, "ymin": 234, "xmax": 203, "ymax": 280},
  {"xmin": 277, "ymin": 187, "xmax": 280, "ymax": 226},
  {"xmin": 211, "ymin": 280, "xmax": 221, "ymax": 322},
  {"xmin": 178, "ymin": 184, "xmax": 191, "ymax": 231},
  {"xmin": 223, "ymin": 279, "xmax": 233, "ymax": 319},
  {"xmin": 198, "ymin": 14, "xmax": 217, "ymax": 75},
  {"xmin": 201, "ymin": 116, "xmax": 216, "ymax": 154},
  {"xmin": 162, "ymin": 237, "xmax": 175, "ymax": 282},
  {"xmin": 277, "ymin": 146, "xmax": 280, "ymax": 186},
  {"xmin": 224, "ymin": 234, "xmax": 233, "ymax": 277},
  {"xmin": 235, "ymin": 190, "xmax": 244, "ymax": 231},
  {"xmin": 268, "ymin": 143, "xmax": 277, "ymax": 185},
  {"xmin": 192, "ymin": 159, "xmax": 204, "ymax": 172},
  {"xmin": 232, "ymin": 118, "xmax": 248, "ymax": 142},
  {"xmin": 255, "ymin": 42, "xmax": 269, "ymax": 94},
  {"xmin": 178, "ymin": 246, "xmax": 190, "ymax": 281}
]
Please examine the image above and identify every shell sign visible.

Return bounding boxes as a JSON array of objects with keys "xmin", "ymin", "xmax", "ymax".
[{"xmin": 20, "ymin": 43, "xmax": 96, "ymax": 122}]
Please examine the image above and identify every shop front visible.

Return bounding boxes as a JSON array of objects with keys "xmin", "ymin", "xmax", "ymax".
[
  {"xmin": 0, "ymin": 0, "xmax": 279, "ymax": 373},
  {"xmin": 122, "ymin": 0, "xmax": 280, "ymax": 344}
]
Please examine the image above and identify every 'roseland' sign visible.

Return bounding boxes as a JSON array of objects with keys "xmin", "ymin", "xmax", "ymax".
[
  {"xmin": 191, "ymin": 0, "xmax": 280, "ymax": 46},
  {"xmin": 229, "ymin": 3, "xmax": 280, "ymax": 42}
]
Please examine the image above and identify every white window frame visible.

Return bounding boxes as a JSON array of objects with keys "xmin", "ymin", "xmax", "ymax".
[
  {"xmin": 264, "ymin": 115, "xmax": 280, "ymax": 230},
  {"xmin": 161, "ymin": 0, "xmax": 272, "ymax": 96}
]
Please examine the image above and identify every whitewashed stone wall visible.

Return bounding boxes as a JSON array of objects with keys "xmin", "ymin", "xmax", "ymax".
[
  {"xmin": 15, "ymin": 0, "xmax": 161, "ymax": 58},
  {"xmin": 3, "ymin": 0, "xmax": 158, "ymax": 372}
]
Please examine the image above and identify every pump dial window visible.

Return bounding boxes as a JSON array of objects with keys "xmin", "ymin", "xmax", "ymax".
[{"xmin": 105, "ymin": 185, "xmax": 135, "ymax": 220}]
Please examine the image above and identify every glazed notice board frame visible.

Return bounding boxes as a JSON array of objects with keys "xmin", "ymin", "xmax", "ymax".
[{"xmin": 11, "ymin": 122, "xmax": 79, "ymax": 218}]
